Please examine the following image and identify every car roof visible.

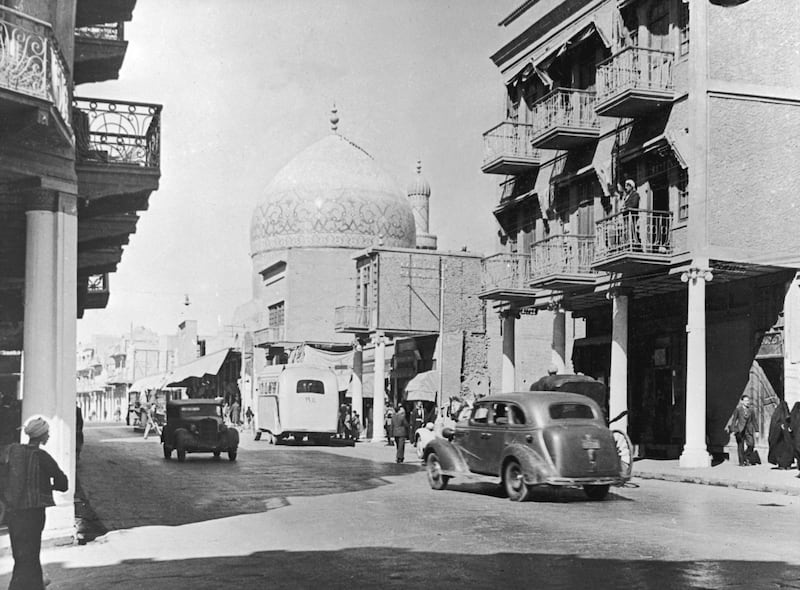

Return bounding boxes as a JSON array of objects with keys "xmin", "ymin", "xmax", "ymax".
[{"xmin": 476, "ymin": 391, "xmax": 600, "ymax": 409}]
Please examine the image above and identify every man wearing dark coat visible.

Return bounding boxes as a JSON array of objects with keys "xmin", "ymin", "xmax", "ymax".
[
  {"xmin": 789, "ymin": 402, "xmax": 800, "ymax": 470},
  {"xmin": 391, "ymin": 406, "xmax": 409, "ymax": 464},
  {"xmin": 726, "ymin": 395, "xmax": 756, "ymax": 466},
  {"xmin": 768, "ymin": 400, "xmax": 794, "ymax": 469}
]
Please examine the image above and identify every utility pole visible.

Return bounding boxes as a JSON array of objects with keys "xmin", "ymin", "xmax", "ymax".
[{"xmin": 437, "ymin": 258, "xmax": 445, "ymax": 410}]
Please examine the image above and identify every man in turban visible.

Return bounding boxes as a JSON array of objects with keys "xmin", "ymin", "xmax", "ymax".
[{"xmin": 4, "ymin": 416, "xmax": 68, "ymax": 590}]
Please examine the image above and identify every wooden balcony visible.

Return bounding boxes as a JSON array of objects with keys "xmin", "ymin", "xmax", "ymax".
[
  {"xmin": 529, "ymin": 88, "xmax": 599, "ymax": 150},
  {"xmin": 74, "ymin": 22, "xmax": 128, "ymax": 85},
  {"xmin": 79, "ymin": 273, "xmax": 110, "ymax": 315},
  {"xmin": 0, "ymin": 5, "xmax": 72, "ymax": 145},
  {"xmin": 334, "ymin": 306, "xmax": 374, "ymax": 333},
  {"xmin": 592, "ymin": 209, "xmax": 673, "ymax": 274},
  {"xmin": 481, "ymin": 121, "xmax": 541, "ymax": 175},
  {"xmin": 479, "ymin": 253, "xmax": 536, "ymax": 303},
  {"xmin": 595, "ymin": 47, "xmax": 676, "ymax": 118},
  {"xmin": 253, "ymin": 326, "xmax": 286, "ymax": 347},
  {"xmin": 530, "ymin": 234, "xmax": 600, "ymax": 290}
]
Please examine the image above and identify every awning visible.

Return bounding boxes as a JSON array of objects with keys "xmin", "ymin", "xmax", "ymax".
[
  {"xmin": 129, "ymin": 372, "xmax": 169, "ymax": 393},
  {"xmin": 405, "ymin": 370, "xmax": 440, "ymax": 403},
  {"xmin": 165, "ymin": 348, "xmax": 231, "ymax": 387}
]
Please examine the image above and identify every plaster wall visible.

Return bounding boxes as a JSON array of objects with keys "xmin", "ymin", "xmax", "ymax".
[
  {"xmin": 487, "ymin": 310, "xmax": 556, "ymax": 395},
  {"xmin": 706, "ymin": 97, "xmax": 800, "ymax": 260}
]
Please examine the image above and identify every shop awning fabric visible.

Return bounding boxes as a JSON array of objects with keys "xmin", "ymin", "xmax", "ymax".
[
  {"xmin": 129, "ymin": 372, "xmax": 169, "ymax": 393},
  {"xmin": 165, "ymin": 348, "xmax": 231, "ymax": 387},
  {"xmin": 405, "ymin": 370, "xmax": 440, "ymax": 403}
]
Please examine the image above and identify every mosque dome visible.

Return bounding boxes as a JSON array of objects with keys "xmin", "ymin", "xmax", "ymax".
[{"xmin": 250, "ymin": 131, "xmax": 416, "ymax": 254}]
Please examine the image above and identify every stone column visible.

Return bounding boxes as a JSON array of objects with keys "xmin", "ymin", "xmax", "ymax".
[
  {"xmin": 371, "ymin": 333, "xmax": 386, "ymax": 443},
  {"xmin": 680, "ymin": 263, "xmax": 713, "ymax": 468},
  {"xmin": 551, "ymin": 308, "xmax": 566, "ymax": 373},
  {"xmin": 23, "ymin": 190, "xmax": 78, "ymax": 537},
  {"xmin": 351, "ymin": 342, "xmax": 363, "ymax": 427},
  {"xmin": 501, "ymin": 311, "xmax": 517, "ymax": 392},
  {"xmin": 609, "ymin": 290, "xmax": 630, "ymax": 432}
]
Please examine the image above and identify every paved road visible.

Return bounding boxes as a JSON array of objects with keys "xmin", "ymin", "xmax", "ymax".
[{"xmin": 1, "ymin": 423, "xmax": 799, "ymax": 589}]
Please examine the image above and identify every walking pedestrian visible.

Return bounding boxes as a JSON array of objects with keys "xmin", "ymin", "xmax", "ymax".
[
  {"xmin": 245, "ymin": 406, "xmax": 254, "ymax": 429},
  {"xmin": 230, "ymin": 396, "xmax": 241, "ymax": 426},
  {"xmin": 391, "ymin": 405, "xmax": 409, "ymax": 463},
  {"xmin": 384, "ymin": 407, "xmax": 394, "ymax": 446},
  {"xmin": 726, "ymin": 394, "xmax": 756, "ymax": 466},
  {"xmin": 142, "ymin": 403, "xmax": 161, "ymax": 440},
  {"xmin": 768, "ymin": 400, "xmax": 794, "ymax": 469},
  {"xmin": 5, "ymin": 416, "xmax": 68, "ymax": 590}
]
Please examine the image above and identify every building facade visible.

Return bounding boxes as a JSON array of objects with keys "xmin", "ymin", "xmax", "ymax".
[
  {"xmin": 481, "ymin": 0, "xmax": 800, "ymax": 465},
  {"xmin": 0, "ymin": 0, "xmax": 161, "ymax": 533}
]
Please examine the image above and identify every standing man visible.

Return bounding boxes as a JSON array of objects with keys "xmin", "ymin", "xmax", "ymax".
[
  {"xmin": 391, "ymin": 405, "xmax": 409, "ymax": 464},
  {"xmin": 726, "ymin": 395, "xmax": 756, "ymax": 466},
  {"xmin": 5, "ymin": 416, "xmax": 68, "ymax": 590},
  {"xmin": 410, "ymin": 401, "xmax": 425, "ymax": 439},
  {"xmin": 620, "ymin": 178, "xmax": 641, "ymax": 249}
]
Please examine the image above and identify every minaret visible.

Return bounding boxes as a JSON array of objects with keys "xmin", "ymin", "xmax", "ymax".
[{"xmin": 407, "ymin": 160, "xmax": 437, "ymax": 249}]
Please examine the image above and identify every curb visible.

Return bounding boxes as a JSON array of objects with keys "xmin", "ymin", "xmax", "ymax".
[{"xmin": 633, "ymin": 471, "xmax": 800, "ymax": 496}]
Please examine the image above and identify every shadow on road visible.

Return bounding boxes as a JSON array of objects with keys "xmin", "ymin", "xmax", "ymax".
[{"xmin": 14, "ymin": 548, "xmax": 800, "ymax": 589}]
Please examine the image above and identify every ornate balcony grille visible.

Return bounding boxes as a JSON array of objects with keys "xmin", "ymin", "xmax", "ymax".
[
  {"xmin": 481, "ymin": 253, "xmax": 531, "ymax": 291},
  {"xmin": 482, "ymin": 121, "xmax": 540, "ymax": 166},
  {"xmin": 253, "ymin": 325, "xmax": 285, "ymax": 345},
  {"xmin": 75, "ymin": 22, "xmax": 124, "ymax": 41},
  {"xmin": 0, "ymin": 5, "xmax": 71, "ymax": 126},
  {"xmin": 334, "ymin": 306, "xmax": 372, "ymax": 331},
  {"xmin": 87, "ymin": 273, "xmax": 108, "ymax": 293},
  {"xmin": 73, "ymin": 97, "xmax": 162, "ymax": 167},
  {"xmin": 530, "ymin": 234, "xmax": 597, "ymax": 277},
  {"xmin": 530, "ymin": 88, "xmax": 598, "ymax": 138},
  {"xmin": 596, "ymin": 47, "xmax": 674, "ymax": 104},
  {"xmin": 594, "ymin": 209, "xmax": 673, "ymax": 259}
]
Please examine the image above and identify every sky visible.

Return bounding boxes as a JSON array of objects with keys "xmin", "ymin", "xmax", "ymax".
[{"xmin": 76, "ymin": 0, "xmax": 521, "ymax": 343}]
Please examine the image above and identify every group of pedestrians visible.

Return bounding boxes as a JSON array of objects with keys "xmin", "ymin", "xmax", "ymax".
[
  {"xmin": 337, "ymin": 404, "xmax": 363, "ymax": 441},
  {"xmin": 727, "ymin": 393, "xmax": 800, "ymax": 471}
]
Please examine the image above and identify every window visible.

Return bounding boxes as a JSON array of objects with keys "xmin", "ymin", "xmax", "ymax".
[
  {"xmin": 677, "ymin": 170, "xmax": 689, "ymax": 220},
  {"xmin": 268, "ymin": 301, "xmax": 285, "ymax": 327},
  {"xmin": 510, "ymin": 405, "xmax": 526, "ymax": 425},
  {"xmin": 647, "ymin": 2, "xmax": 670, "ymax": 52},
  {"xmin": 492, "ymin": 403, "xmax": 508, "ymax": 425},
  {"xmin": 549, "ymin": 402, "xmax": 595, "ymax": 420},
  {"xmin": 678, "ymin": 2, "xmax": 690, "ymax": 57},
  {"xmin": 471, "ymin": 404, "xmax": 490, "ymax": 424},
  {"xmin": 296, "ymin": 379, "xmax": 324, "ymax": 394}
]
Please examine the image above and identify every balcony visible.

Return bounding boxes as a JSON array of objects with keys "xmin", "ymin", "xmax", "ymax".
[
  {"xmin": 530, "ymin": 234, "xmax": 600, "ymax": 290},
  {"xmin": 0, "ymin": 5, "xmax": 71, "ymax": 141},
  {"xmin": 529, "ymin": 88, "xmax": 599, "ymax": 150},
  {"xmin": 481, "ymin": 121, "xmax": 541, "ymax": 175},
  {"xmin": 253, "ymin": 326, "xmax": 286, "ymax": 347},
  {"xmin": 74, "ymin": 22, "xmax": 128, "ymax": 85},
  {"xmin": 592, "ymin": 209, "xmax": 673, "ymax": 274},
  {"xmin": 80, "ymin": 273, "xmax": 110, "ymax": 314},
  {"xmin": 595, "ymin": 47, "xmax": 675, "ymax": 118},
  {"xmin": 479, "ymin": 253, "xmax": 536, "ymax": 303},
  {"xmin": 334, "ymin": 306, "xmax": 374, "ymax": 333}
]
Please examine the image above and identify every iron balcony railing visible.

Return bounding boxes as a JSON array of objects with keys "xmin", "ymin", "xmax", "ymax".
[
  {"xmin": 530, "ymin": 88, "xmax": 598, "ymax": 138},
  {"xmin": 594, "ymin": 209, "xmax": 673, "ymax": 259},
  {"xmin": 482, "ymin": 121, "xmax": 540, "ymax": 166},
  {"xmin": 530, "ymin": 234, "xmax": 597, "ymax": 278},
  {"xmin": 596, "ymin": 47, "xmax": 674, "ymax": 104},
  {"xmin": 334, "ymin": 306, "xmax": 373, "ymax": 331},
  {"xmin": 0, "ymin": 5, "xmax": 71, "ymax": 126},
  {"xmin": 481, "ymin": 252, "xmax": 531, "ymax": 292},
  {"xmin": 73, "ymin": 97, "xmax": 162, "ymax": 168},
  {"xmin": 75, "ymin": 22, "xmax": 124, "ymax": 41}
]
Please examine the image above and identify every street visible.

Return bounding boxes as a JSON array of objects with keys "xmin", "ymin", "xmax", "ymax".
[{"xmin": 1, "ymin": 423, "xmax": 799, "ymax": 589}]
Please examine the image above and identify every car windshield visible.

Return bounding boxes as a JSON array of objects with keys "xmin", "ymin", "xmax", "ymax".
[
  {"xmin": 549, "ymin": 402, "xmax": 595, "ymax": 420},
  {"xmin": 178, "ymin": 405, "xmax": 221, "ymax": 418}
]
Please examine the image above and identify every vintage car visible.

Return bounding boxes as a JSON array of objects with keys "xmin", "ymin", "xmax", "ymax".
[
  {"xmin": 423, "ymin": 391, "xmax": 633, "ymax": 501},
  {"xmin": 161, "ymin": 399, "xmax": 239, "ymax": 462}
]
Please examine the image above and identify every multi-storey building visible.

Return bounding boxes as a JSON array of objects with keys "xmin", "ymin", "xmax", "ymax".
[
  {"xmin": 481, "ymin": 0, "xmax": 800, "ymax": 466},
  {"xmin": 0, "ymin": 0, "xmax": 161, "ymax": 534}
]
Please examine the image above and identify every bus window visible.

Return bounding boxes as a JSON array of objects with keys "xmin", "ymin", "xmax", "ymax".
[{"xmin": 296, "ymin": 379, "xmax": 324, "ymax": 394}]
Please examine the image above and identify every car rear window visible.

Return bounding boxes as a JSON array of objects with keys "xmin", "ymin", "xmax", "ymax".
[
  {"xmin": 549, "ymin": 402, "xmax": 595, "ymax": 420},
  {"xmin": 297, "ymin": 379, "xmax": 324, "ymax": 394}
]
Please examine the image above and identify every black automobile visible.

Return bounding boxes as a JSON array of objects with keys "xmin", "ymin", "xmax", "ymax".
[{"xmin": 161, "ymin": 399, "xmax": 239, "ymax": 462}]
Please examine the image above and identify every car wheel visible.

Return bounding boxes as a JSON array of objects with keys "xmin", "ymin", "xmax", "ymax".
[
  {"xmin": 163, "ymin": 445, "xmax": 172, "ymax": 460},
  {"xmin": 213, "ymin": 451, "xmax": 221, "ymax": 460},
  {"xmin": 583, "ymin": 484, "xmax": 610, "ymax": 500},
  {"xmin": 228, "ymin": 448, "xmax": 238, "ymax": 461},
  {"xmin": 176, "ymin": 444, "xmax": 186, "ymax": 462},
  {"xmin": 426, "ymin": 452, "xmax": 450, "ymax": 490},
  {"xmin": 504, "ymin": 460, "xmax": 530, "ymax": 502}
]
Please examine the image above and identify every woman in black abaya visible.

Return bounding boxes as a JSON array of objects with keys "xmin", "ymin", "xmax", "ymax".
[
  {"xmin": 789, "ymin": 402, "xmax": 800, "ymax": 471},
  {"xmin": 768, "ymin": 400, "xmax": 793, "ymax": 469}
]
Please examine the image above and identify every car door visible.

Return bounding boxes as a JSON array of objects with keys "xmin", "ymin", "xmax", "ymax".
[
  {"xmin": 475, "ymin": 402, "xmax": 511, "ymax": 476},
  {"xmin": 453, "ymin": 401, "xmax": 491, "ymax": 473}
]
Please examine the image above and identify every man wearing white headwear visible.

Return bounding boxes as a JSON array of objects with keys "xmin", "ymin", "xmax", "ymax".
[{"xmin": 4, "ymin": 416, "xmax": 68, "ymax": 590}]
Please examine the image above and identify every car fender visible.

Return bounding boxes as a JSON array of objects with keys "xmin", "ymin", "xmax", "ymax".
[
  {"xmin": 424, "ymin": 438, "xmax": 470, "ymax": 475},
  {"xmin": 225, "ymin": 427, "xmax": 240, "ymax": 449},
  {"xmin": 501, "ymin": 443, "xmax": 555, "ymax": 485}
]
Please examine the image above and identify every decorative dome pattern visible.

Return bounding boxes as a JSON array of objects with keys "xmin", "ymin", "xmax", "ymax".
[{"xmin": 251, "ymin": 134, "xmax": 416, "ymax": 254}]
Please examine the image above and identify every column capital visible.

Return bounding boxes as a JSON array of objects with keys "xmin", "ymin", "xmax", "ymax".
[
  {"xmin": 499, "ymin": 309, "xmax": 520, "ymax": 320},
  {"xmin": 680, "ymin": 266, "xmax": 713, "ymax": 284},
  {"xmin": 25, "ymin": 189, "xmax": 78, "ymax": 216},
  {"xmin": 606, "ymin": 286, "xmax": 633, "ymax": 300},
  {"xmin": 370, "ymin": 331, "xmax": 385, "ymax": 346}
]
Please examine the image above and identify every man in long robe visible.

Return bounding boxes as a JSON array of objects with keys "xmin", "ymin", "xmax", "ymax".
[{"xmin": 767, "ymin": 400, "xmax": 793, "ymax": 469}]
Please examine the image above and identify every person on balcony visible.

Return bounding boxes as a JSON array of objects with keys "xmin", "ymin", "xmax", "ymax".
[{"xmin": 620, "ymin": 179, "xmax": 641, "ymax": 250}]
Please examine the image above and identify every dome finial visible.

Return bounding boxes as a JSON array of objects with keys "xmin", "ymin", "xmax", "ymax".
[
  {"xmin": 416, "ymin": 159, "xmax": 422, "ymax": 174},
  {"xmin": 330, "ymin": 104, "xmax": 339, "ymax": 134}
]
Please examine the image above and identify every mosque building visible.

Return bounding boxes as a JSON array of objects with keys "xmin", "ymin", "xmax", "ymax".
[{"xmin": 234, "ymin": 109, "xmax": 489, "ymax": 437}]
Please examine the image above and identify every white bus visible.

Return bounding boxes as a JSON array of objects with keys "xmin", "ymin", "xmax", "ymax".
[{"xmin": 255, "ymin": 364, "xmax": 339, "ymax": 444}]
